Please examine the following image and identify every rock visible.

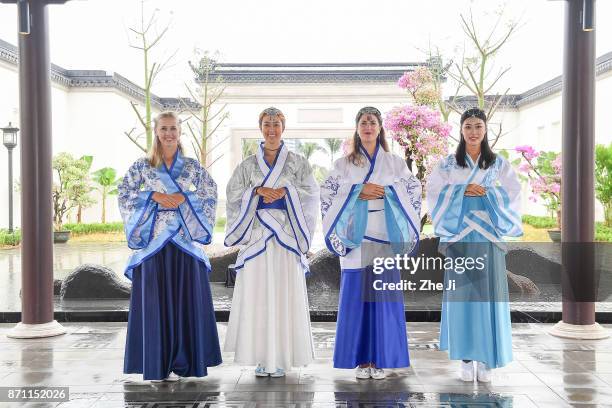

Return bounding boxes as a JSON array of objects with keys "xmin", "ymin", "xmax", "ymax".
[
  {"xmin": 505, "ymin": 244, "xmax": 562, "ymax": 284},
  {"xmin": 60, "ymin": 264, "xmax": 131, "ymax": 299},
  {"xmin": 407, "ymin": 237, "xmax": 445, "ymax": 287},
  {"xmin": 209, "ymin": 247, "xmax": 239, "ymax": 283},
  {"xmin": 54, "ymin": 279, "xmax": 62, "ymax": 296},
  {"xmin": 507, "ymin": 270, "xmax": 541, "ymax": 295},
  {"xmin": 307, "ymin": 249, "xmax": 341, "ymax": 291}
]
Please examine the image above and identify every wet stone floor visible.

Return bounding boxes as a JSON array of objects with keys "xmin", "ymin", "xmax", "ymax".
[{"xmin": 0, "ymin": 323, "xmax": 611, "ymax": 407}]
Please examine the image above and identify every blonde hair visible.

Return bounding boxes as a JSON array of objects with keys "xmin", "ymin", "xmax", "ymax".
[{"xmin": 147, "ymin": 111, "xmax": 184, "ymax": 168}]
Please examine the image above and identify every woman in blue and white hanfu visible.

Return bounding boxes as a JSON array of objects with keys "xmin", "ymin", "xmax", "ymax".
[
  {"xmin": 426, "ymin": 108, "xmax": 523, "ymax": 383},
  {"xmin": 223, "ymin": 107, "xmax": 319, "ymax": 378},
  {"xmin": 119, "ymin": 111, "xmax": 222, "ymax": 382},
  {"xmin": 320, "ymin": 106, "xmax": 421, "ymax": 380}
]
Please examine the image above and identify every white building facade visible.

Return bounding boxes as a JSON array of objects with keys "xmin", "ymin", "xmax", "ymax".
[{"xmin": 1, "ymin": 37, "xmax": 611, "ymax": 228}]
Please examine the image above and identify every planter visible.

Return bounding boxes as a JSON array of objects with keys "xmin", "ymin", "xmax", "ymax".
[
  {"xmin": 547, "ymin": 229, "xmax": 561, "ymax": 242},
  {"xmin": 53, "ymin": 230, "xmax": 71, "ymax": 243}
]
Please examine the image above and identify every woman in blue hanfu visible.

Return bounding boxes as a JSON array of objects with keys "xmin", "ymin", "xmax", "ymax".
[
  {"xmin": 320, "ymin": 106, "xmax": 421, "ymax": 380},
  {"xmin": 118, "ymin": 111, "xmax": 221, "ymax": 382},
  {"xmin": 426, "ymin": 107, "xmax": 523, "ymax": 383},
  {"xmin": 223, "ymin": 107, "xmax": 319, "ymax": 378}
]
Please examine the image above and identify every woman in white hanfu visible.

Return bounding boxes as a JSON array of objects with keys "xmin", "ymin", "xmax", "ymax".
[
  {"xmin": 119, "ymin": 111, "xmax": 221, "ymax": 382},
  {"xmin": 224, "ymin": 107, "xmax": 319, "ymax": 378},
  {"xmin": 426, "ymin": 108, "xmax": 523, "ymax": 383},
  {"xmin": 320, "ymin": 107, "xmax": 421, "ymax": 380}
]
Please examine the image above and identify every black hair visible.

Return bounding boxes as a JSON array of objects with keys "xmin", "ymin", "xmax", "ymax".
[{"xmin": 455, "ymin": 107, "xmax": 497, "ymax": 169}]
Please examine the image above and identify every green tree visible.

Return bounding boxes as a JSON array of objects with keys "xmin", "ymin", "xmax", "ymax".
[
  {"xmin": 324, "ymin": 138, "xmax": 342, "ymax": 167},
  {"xmin": 92, "ymin": 167, "xmax": 121, "ymax": 223},
  {"xmin": 242, "ymin": 139, "xmax": 258, "ymax": 159},
  {"xmin": 596, "ymin": 143, "xmax": 612, "ymax": 227},
  {"xmin": 52, "ymin": 153, "xmax": 95, "ymax": 231},
  {"xmin": 297, "ymin": 141, "xmax": 324, "ymax": 161},
  {"xmin": 312, "ymin": 164, "xmax": 329, "ymax": 185},
  {"xmin": 76, "ymin": 155, "xmax": 94, "ymax": 223}
]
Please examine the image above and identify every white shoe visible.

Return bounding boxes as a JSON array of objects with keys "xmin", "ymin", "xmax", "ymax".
[
  {"xmin": 255, "ymin": 364, "xmax": 269, "ymax": 377},
  {"xmin": 370, "ymin": 368, "xmax": 386, "ymax": 380},
  {"xmin": 166, "ymin": 372, "xmax": 180, "ymax": 381},
  {"xmin": 355, "ymin": 366, "xmax": 371, "ymax": 379},
  {"xmin": 269, "ymin": 368, "xmax": 285, "ymax": 378},
  {"xmin": 150, "ymin": 372, "xmax": 179, "ymax": 382},
  {"xmin": 476, "ymin": 362, "xmax": 491, "ymax": 382},
  {"xmin": 460, "ymin": 361, "xmax": 475, "ymax": 382}
]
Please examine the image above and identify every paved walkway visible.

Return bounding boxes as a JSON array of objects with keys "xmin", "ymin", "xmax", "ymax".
[{"xmin": 1, "ymin": 322, "xmax": 611, "ymax": 407}]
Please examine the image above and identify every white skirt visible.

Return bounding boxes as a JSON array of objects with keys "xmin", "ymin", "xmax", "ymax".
[{"xmin": 224, "ymin": 239, "xmax": 315, "ymax": 371}]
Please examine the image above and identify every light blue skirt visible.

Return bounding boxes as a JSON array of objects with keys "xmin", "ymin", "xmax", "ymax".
[{"xmin": 439, "ymin": 199, "xmax": 513, "ymax": 369}]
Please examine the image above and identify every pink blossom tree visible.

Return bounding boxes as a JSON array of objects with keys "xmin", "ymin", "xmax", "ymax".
[
  {"xmin": 384, "ymin": 105, "xmax": 451, "ymax": 182},
  {"xmin": 515, "ymin": 145, "xmax": 562, "ymax": 230}
]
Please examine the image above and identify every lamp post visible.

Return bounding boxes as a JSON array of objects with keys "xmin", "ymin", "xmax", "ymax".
[{"xmin": 2, "ymin": 122, "xmax": 19, "ymax": 233}]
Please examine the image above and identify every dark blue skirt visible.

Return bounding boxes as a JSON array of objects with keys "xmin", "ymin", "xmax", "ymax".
[
  {"xmin": 333, "ymin": 266, "xmax": 410, "ymax": 368},
  {"xmin": 124, "ymin": 242, "xmax": 222, "ymax": 380}
]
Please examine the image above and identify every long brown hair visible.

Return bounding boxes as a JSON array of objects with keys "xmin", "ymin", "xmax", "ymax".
[
  {"xmin": 147, "ymin": 111, "xmax": 184, "ymax": 168},
  {"xmin": 347, "ymin": 106, "xmax": 389, "ymax": 166}
]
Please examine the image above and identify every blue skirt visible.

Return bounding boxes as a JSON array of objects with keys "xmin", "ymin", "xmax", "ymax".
[
  {"xmin": 333, "ymin": 266, "xmax": 409, "ymax": 368},
  {"xmin": 124, "ymin": 242, "xmax": 222, "ymax": 380},
  {"xmin": 439, "ymin": 197, "xmax": 513, "ymax": 369}
]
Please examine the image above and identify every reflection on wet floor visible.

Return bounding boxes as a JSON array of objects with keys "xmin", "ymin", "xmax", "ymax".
[{"xmin": 1, "ymin": 322, "xmax": 611, "ymax": 407}]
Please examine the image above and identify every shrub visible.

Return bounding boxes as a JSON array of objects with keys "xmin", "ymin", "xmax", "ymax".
[
  {"xmin": 0, "ymin": 229, "xmax": 21, "ymax": 246},
  {"xmin": 596, "ymin": 223, "xmax": 612, "ymax": 242},
  {"xmin": 522, "ymin": 215, "xmax": 612, "ymax": 242},
  {"xmin": 522, "ymin": 215, "xmax": 556, "ymax": 229},
  {"xmin": 215, "ymin": 217, "xmax": 226, "ymax": 229},
  {"xmin": 63, "ymin": 222, "xmax": 124, "ymax": 236}
]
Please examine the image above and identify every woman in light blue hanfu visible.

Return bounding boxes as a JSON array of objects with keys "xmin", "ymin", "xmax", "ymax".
[
  {"xmin": 426, "ymin": 108, "xmax": 523, "ymax": 383},
  {"xmin": 223, "ymin": 107, "xmax": 319, "ymax": 378},
  {"xmin": 320, "ymin": 107, "xmax": 421, "ymax": 380},
  {"xmin": 119, "ymin": 111, "xmax": 221, "ymax": 381}
]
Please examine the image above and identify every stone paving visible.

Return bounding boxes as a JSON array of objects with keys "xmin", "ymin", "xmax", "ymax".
[{"xmin": 1, "ymin": 322, "xmax": 611, "ymax": 407}]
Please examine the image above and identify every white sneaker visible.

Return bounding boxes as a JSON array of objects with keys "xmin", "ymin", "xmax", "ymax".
[
  {"xmin": 355, "ymin": 366, "xmax": 371, "ymax": 379},
  {"xmin": 460, "ymin": 361, "xmax": 475, "ymax": 382},
  {"xmin": 269, "ymin": 368, "xmax": 285, "ymax": 378},
  {"xmin": 150, "ymin": 372, "xmax": 179, "ymax": 382},
  {"xmin": 476, "ymin": 362, "xmax": 491, "ymax": 382},
  {"xmin": 255, "ymin": 364, "xmax": 269, "ymax": 377},
  {"xmin": 370, "ymin": 368, "xmax": 386, "ymax": 380}
]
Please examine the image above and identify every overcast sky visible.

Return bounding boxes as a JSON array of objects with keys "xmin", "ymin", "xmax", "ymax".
[{"xmin": 0, "ymin": 0, "xmax": 611, "ymax": 98}]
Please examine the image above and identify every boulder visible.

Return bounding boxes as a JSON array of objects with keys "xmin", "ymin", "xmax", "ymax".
[
  {"xmin": 505, "ymin": 244, "xmax": 562, "ymax": 284},
  {"xmin": 53, "ymin": 279, "xmax": 62, "ymax": 296},
  {"xmin": 209, "ymin": 247, "xmax": 239, "ymax": 283},
  {"xmin": 306, "ymin": 249, "xmax": 341, "ymax": 291},
  {"xmin": 60, "ymin": 264, "xmax": 131, "ymax": 299}
]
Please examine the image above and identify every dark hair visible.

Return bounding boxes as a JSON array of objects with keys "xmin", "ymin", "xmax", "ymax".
[
  {"xmin": 455, "ymin": 107, "xmax": 496, "ymax": 169},
  {"xmin": 348, "ymin": 106, "xmax": 389, "ymax": 166}
]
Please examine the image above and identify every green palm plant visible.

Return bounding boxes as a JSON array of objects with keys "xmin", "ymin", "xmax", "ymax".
[
  {"xmin": 324, "ymin": 138, "xmax": 342, "ymax": 167},
  {"xmin": 297, "ymin": 141, "xmax": 324, "ymax": 161},
  {"xmin": 92, "ymin": 167, "xmax": 121, "ymax": 223}
]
